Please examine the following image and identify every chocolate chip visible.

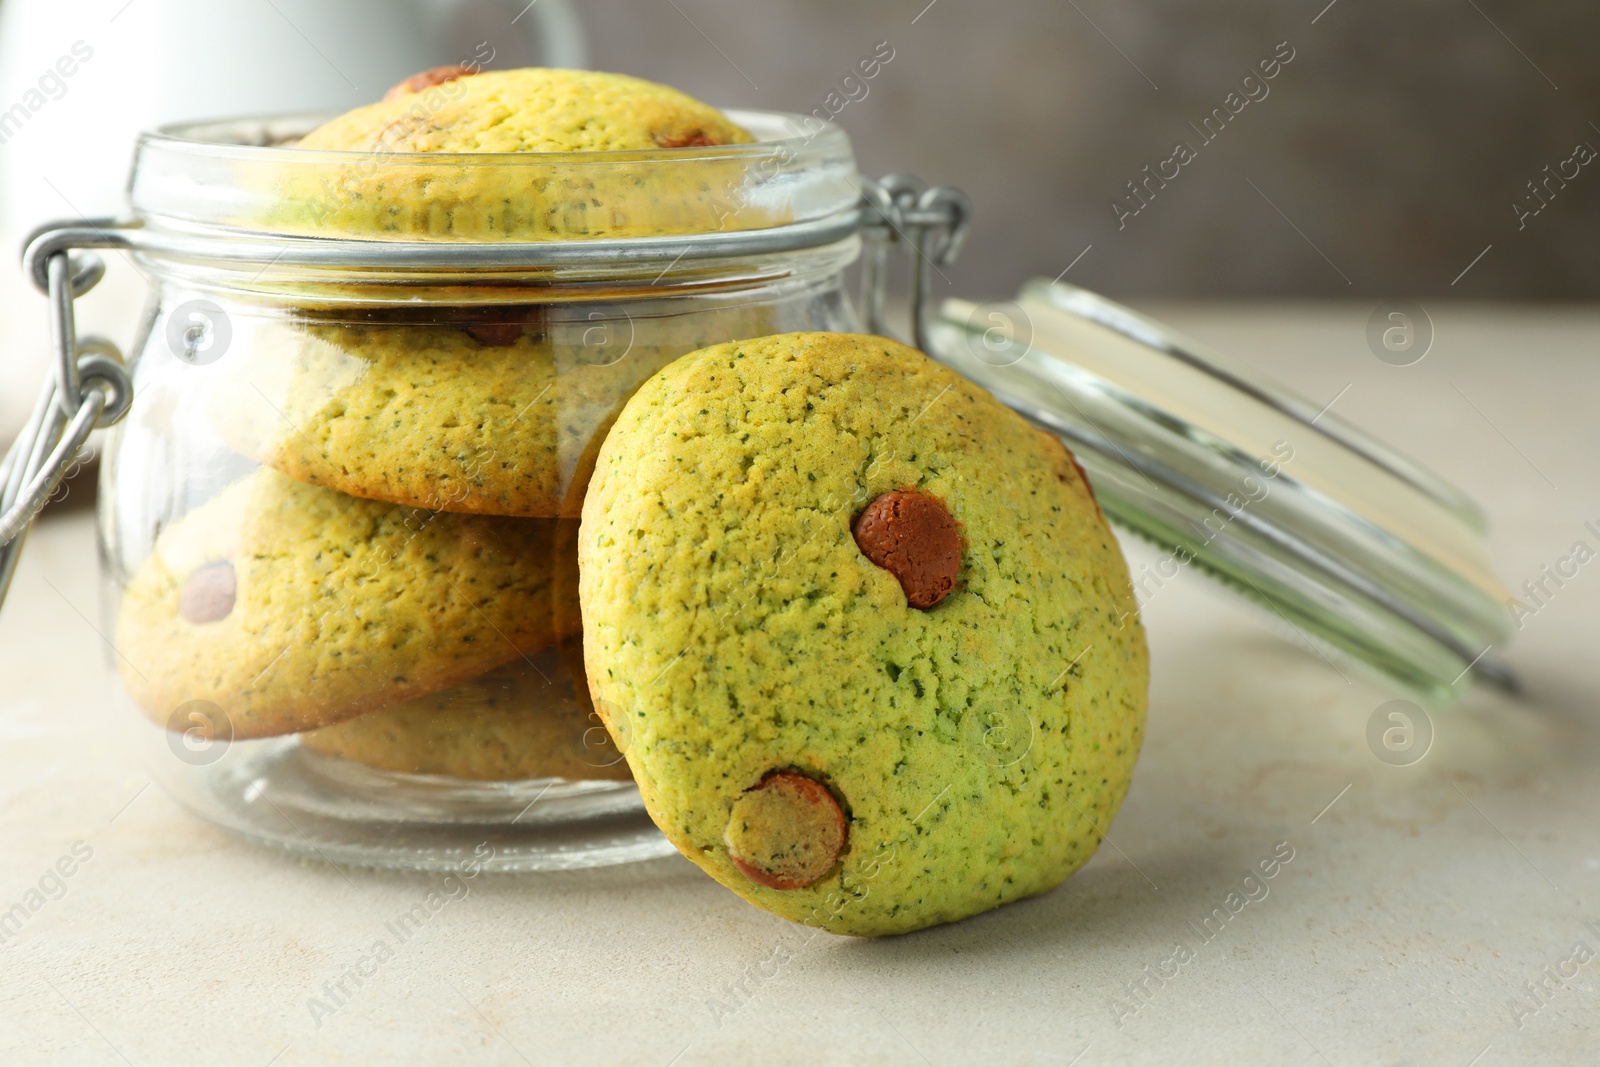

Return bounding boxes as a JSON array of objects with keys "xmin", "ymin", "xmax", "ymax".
[
  {"xmin": 654, "ymin": 130, "xmax": 719, "ymax": 148},
  {"xmin": 179, "ymin": 561, "xmax": 236, "ymax": 625},
  {"xmin": 384, "ymin": 64, "xmax": 478, "ymax": 102},
  {"xmin": 463, "ymin": 322, "xmax": 525, "ymax": 347},
  {"xmin": 725, "ymin": 771, "xmax": 847, "ymax": 891},
  {"xmin": 453, "ymin": 305, "xmax": 539, "ymax": 348},
  {"xmin": 852, "ymin": 490, "xmax": 962, "ymax": 609}
]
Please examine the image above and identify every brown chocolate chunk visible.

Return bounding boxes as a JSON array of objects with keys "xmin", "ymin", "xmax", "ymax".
[
  {"xmin": 852, "ymin": 490, "xmax": 962, "ymax": 609},
  {"xmin": 453, "ymin": 305, "xmax": 540, "ymax": 348},
  {"xmin": 463, "ymin": 322, "xmax": 525, "ymax": 348},
  {"xmin": 725, "ymin": 771, "xmax": 847, "ymax": 891},
  {"xmin": 179, "ymin": 561, "xmax": 236, "ymax": 625},
  {"xmin": 383, "ymin": 65, "xmax": 478, "ymax": 102},
  {"xmin": 653, "ymin": 130, "xmax": 719, "ymax": 148}
]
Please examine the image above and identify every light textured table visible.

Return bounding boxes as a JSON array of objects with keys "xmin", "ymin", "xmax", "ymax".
[{"xmin": 2, "ymin": 305, "xmax": 1596, "ymax": 1066}]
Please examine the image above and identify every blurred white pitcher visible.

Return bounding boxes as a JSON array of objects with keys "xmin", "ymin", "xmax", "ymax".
[
  {"xmin": 0, "ymin": 0, "xmax": 586, "ymax": 441},
  {"xmin": 0, "ymin": 0, "xmax": 586, "ymax": 225}
]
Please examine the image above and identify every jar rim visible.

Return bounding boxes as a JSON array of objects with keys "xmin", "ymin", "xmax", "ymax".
[
  {"xmin": 126, "ymin": 108, "xmax": 863, "ymax": 248},
  {"xmin": 139, "ymin": 107, "xmax": 852, "ymax": 167}
]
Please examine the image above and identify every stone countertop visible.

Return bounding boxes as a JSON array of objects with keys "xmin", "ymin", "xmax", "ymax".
[{"xmin": 1, "ymin": 304, "xmax": 1596, "ymax": 1065}]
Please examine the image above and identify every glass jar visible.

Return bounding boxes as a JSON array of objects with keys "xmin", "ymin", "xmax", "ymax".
[
  {"xmin": 15, "ymin": 110, "xmax": 960, "ymax": 872},
  {"xmin": 1, "ymin": 105, "xmax": 1515, "ymax": 875}
]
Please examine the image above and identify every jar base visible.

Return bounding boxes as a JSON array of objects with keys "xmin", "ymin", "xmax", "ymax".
[{"xmin": 158, "ymin": 736, "xmax": 675, "ymax": 872}]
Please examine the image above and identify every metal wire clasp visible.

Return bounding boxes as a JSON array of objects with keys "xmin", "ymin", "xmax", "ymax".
[
  {"xmin": 0, "ymin": 224, "xmax": 134, "ymax": 609},
  {"xmin": 858, "ymin": 174, "xmax": 972, "ymax": 353}
]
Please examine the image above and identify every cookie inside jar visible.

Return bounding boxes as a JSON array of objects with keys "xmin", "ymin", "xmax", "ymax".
[
  {"xmin": 103, "ymin": 66, "xmax": 870, "ymax": 867},
  {"xmin": 213, "ymin": 299, "xmax": 779, "ymax": 520},
  {"xmin": 118, "ymin": 293, "xmax": 775, "ymax": 786}
]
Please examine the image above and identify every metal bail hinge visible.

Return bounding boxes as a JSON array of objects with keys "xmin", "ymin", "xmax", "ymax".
[
  {"xmin": 858, "ymin": 175, "xmax": 972, "ymax": 354},
  {"xmin": 0, "ymin": 223, "xmax": 135, "ymax": 611}
]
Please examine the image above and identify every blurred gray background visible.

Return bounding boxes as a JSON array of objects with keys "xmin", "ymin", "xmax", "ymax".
[
  {"xmin": 570, "ymin": 0, "xmax": 1600, "ymax": 302},
  {"xmin": 0, "ymin": 0, "xmax": 1596, "ymax": 445},
  {"xmin": 3, "ymin": 0, "xmax": 1597, "ymax": 307},
  {"xmin": 9, "ymin": 0, "xmax": 1587, "ymax": 441}
]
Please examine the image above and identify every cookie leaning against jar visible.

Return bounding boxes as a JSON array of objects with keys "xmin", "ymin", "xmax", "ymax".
[
  {"xmin": 579, "ymin": 332, "xmax": 1149, "ymax": 937},
  {"xmin": 212, "ymin": 307, "xmax": 775, "ymax": 518},
  {"xmin": 275, "ymin": 67, "xmax": 762, "ymax": 240},
  {"xmin": 116, "ymin": 468, "xmax": 575, "ymax": 739}
]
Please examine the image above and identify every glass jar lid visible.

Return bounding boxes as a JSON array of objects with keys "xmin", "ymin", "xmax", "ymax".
[{"xmin": 929, "ymin": 280, "xmax": 1515, "ymax": 704}]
